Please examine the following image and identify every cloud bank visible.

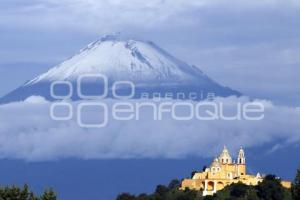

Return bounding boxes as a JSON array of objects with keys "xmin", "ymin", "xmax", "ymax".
[
  {"xmin": 0, "ymin": 96, "xmax": 299, "ymax": 161},
  {"xmin": 2, "ymin": 0, "xmax": 300, "ymax": 31}
]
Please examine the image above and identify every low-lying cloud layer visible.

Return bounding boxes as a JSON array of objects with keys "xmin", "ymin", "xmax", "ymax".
[{"xmin": 0, "ymin": 96, "xmax": 299, "ymax": 161}]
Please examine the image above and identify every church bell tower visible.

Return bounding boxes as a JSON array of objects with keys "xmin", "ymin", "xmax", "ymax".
[
  {"xmin": 237, "ymin": 147, "xmax": 246, "ymax": 164},
  {"xmin": 237, "ymin": 147, "xmax": 246, "ymax": 176}
]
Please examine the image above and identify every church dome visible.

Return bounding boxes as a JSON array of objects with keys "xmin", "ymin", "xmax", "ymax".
[
  {"xmin": 211, "ymin": 158, "xmax": 221, "ymax": 167},
  {"xmin": 218, "ymin": 146, "xmax": 232, "ymax": 164}
]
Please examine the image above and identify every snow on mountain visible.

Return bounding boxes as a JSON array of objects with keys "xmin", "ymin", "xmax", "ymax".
[
  {"xmin": 27, "ymin": 35, "xmax": 206, "ymax": 84},
  {"xmin": 0, "ymin": 34, "xmax": 241, "ymax": 103}
]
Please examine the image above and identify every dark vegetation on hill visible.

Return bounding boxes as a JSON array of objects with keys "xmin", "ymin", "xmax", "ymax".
[
  {"xmin": 0, "ymin": 184, "xmax": 56, "ymax": 200},
  {"xmin": 0, "ymin": 168, "xmax": 299, "ymax": 200}
]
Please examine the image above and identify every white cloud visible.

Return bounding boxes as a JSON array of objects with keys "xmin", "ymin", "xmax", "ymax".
[
  {"xmin": 24, "ymin": 95, "xmax": 48, "ymax": 104},
  {"xmin": 0, "ymin": 96, "xmax": 299, "ymax": 161},
  {"xmin": 1, "ymin": 0, "xmax": 300, "ymax": 31}
]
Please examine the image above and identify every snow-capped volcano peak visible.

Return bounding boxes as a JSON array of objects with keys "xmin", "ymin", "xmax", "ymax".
[
  {"xmin": 0, "ymin": 35, "xmax": 240, "ymax": 103},
  {"xmin": 27, "ymin": 34, "xmax": 205, "ymax": 85}
]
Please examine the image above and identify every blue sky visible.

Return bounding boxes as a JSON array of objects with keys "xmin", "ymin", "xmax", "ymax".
[{"xmin": 0, "ymin": 0, "xmax": 299, "ymax": 106}]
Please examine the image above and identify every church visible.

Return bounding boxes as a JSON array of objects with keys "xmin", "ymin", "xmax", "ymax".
[{"xmin": 181, "ymin": 146, "xmax": 291, "ymax": 196}]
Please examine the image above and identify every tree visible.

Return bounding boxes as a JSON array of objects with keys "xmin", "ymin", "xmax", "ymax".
[
  {"xmin": 41, "ymin": 188, "xmax": 57, "ymax": 200},
  {"xmin": 168, "ymin": 179, "xmax": 181, "ymax": 190},
  {"xmin": 0, "ymin": 184, "xmax": 56, "ymax": 200},
  {"xmin": 214, "ymin": 182, "xmax": 259, "ymax": 200},
  {"xmin": 116, "ymin": 193, "xmax": 136, "ymax": 200},
  {"xmin": 247, "ymin": 188, "xmax": 260, "ymax": 200},
  {"xmin": 257, "ymin": 174, "xmax": 287, "ymax": 200},
  {"xmin": 292, "ymin": 167, "xmax": 300, "ymax": 200},
  {"xmin": 136, "ymin": 193, "xmax": 148, "ymax": 200},
  {"xmin": 230, "ymin": 182, "xmax": 249, "ymax": 198},
  {"xmin": 155, "ymin": 185, "xmax": 169, "ymax": 196},
  {"xmin": 20, "ymin": 184, "xmax": 30, "ymax": 200}
]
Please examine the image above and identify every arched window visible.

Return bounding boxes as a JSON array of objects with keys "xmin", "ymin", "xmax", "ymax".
[{"xmin": 207, "ymin": 181, "xmax": 214, "ymax": 191}]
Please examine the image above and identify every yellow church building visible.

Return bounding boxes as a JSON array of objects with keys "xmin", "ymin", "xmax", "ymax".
[{"xmin": 181, "ymin": 146, "xmax": 291, "ymax": 196}]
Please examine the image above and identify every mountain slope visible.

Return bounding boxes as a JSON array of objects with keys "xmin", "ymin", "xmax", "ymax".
[{"xmin": 0, "ymin": 35, "xmax": 240, "ymax": 103}]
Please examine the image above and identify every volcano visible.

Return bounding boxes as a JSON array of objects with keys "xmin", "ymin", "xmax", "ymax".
[{"xmin": 0, "ymin": 34, "xmax": 240, "ymax": 103}]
